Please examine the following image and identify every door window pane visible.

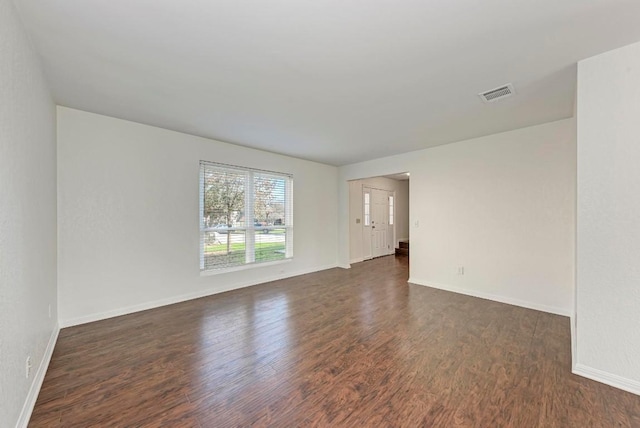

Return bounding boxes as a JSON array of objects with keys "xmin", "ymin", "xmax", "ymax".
[{"xmin": 364, "ymin": 192, "xmax": 370, "ymax": 226}]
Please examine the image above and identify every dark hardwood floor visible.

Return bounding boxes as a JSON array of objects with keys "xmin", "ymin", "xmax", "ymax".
[{"xmin": 30, "ymin": 255, "xmax": 640, "ymax": 427}]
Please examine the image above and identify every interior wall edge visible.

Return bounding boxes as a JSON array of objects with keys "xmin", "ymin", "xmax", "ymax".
[{"xmin": 571, "ymin": 313, "xmax": 577, "ymax": 370}]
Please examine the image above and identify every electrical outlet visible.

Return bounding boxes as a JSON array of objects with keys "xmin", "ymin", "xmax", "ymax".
[
  {"xmin": 457, "ymin": 266, "xmax": 465, "ymax": 275},
  {"xmin": 26, "ymin": 356, "xmax": 32, "ymax": 379}
]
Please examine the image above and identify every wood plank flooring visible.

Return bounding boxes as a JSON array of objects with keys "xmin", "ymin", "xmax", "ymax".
[{"xmin": 30, "ymin": 255, "xmax": 640, "ymax": 427}]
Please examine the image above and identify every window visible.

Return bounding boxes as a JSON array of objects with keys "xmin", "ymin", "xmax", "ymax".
[
  {"xmin": 364, "ymin": 189, "xmax": 371, "ymax": 226},
  {"xmin": 199, "ymin": 161, "xmax": 293, "ymax": 272},
  {"xmin": 389, "ymin": 195, "xmax": 394, "ymax": 225}
]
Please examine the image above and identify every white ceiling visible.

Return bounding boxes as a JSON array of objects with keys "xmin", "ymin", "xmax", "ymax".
[{"xmin": 13, "ymin": 0, "xmax": 640, "ymax": 166}]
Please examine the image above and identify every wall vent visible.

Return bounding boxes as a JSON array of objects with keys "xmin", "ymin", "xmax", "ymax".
[{"xmin": 479, "ymin": 83, "xmax": 515, "ymax": 103}]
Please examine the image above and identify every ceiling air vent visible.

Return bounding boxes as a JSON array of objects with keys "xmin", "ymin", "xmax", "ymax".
[{"xmin": 479, "ymin": 83, "xmax": 515, "ymax": 103}]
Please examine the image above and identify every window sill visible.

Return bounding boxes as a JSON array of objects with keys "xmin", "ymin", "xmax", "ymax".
[{"xmin": 200, "ymin": 258, "xmax": 293, "ymax": 276}]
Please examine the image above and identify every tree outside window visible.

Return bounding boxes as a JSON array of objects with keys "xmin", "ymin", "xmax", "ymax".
[{"xmin": 200, "ymin": 162, "xmax": 293, "ymax": 272}]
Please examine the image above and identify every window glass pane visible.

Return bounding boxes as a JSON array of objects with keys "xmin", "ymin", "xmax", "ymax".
[
  {"xmin": 364, "ymin": 191, "xmax": 370, "ymax": 226},
  {"xmin": 254, "ymin": 174, "xmax": 286, "ymax": 226},
  {"xmin": 203, "ymin": 230, "xmax": 247, "ymax": 270},
  {"xmin": 202, "ymin": 167, "xmax": 246, "ymax": 229},
  {"xmin": 254, "ymin": 229, "xmax": 286, "ymax": 263},
  {"xmin": 389, "ymin": 196, "xmax": 394, "ymax": 225},
  {"xmin": 200, "ymin": 161, "xmax": 293, "ymax": 272}
]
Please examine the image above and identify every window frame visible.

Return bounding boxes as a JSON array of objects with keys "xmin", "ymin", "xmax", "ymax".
[{"xmin": 199, "ymin": 161, "xmax": 293, "ymax": 274}]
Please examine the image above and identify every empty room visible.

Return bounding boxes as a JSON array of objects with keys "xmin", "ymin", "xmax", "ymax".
[{"xmin": 3, "ymin": 0, "xmax": 640, "ymax": 426}]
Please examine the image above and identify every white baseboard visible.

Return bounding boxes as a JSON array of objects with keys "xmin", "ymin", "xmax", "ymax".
[
  {"xmin": 16, "ymin": 324, "xmax": 60, "ymax": 428},
  {"xmin": 573, "ymin": 364, "xmax": 640, "ymax": 396},
  {"xmin": 349, "ymin": 258, "xmax": 364, "ymax": 265},
  {"xmin": 408, "ymin": 277, "xmax": 571, "ymax": 317},
  {"xmin": 59, "ymin": 263, "xmax": 338, "ymax": 328},
  {"xmin": 337, "ymin": 264, "xmax": 351, "ymax": 269}
]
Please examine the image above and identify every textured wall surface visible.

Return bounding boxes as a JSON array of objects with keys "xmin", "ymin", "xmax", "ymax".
[
  {"xmin": 57, "ymin": 107, "xmax": 338, "ymax": 325},
  {"xmin": 577, "ymin": 41, "xmax": 640, "ymax": 385},
  {"xmin": 339, "ymin": 119, "xmax": 576, "ymax": 315},
  {"xmin": 0, "ymin": 0, "xmax": 58, "ymax": 425}
]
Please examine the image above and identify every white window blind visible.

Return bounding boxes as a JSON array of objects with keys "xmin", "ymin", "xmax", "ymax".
[
  {"xmin": 389, "ymin": 195, "xmax": 394, "ymax": 225},
  {"xmin": 199, "ymin": 161, "xmax": 293, "ymax": 272}
]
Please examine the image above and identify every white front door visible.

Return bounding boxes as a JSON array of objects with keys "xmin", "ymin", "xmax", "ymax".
[{"xmin": 371, "ymin": 188, "xmax": 389, "ymax": 258}]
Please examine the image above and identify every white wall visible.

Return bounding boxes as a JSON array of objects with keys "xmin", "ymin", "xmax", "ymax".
[
  {"xmin": 396, "ymin": 180, "xmax": 409, "ymax": 243},
  {"xmin": 57, "ymin": 107, "xmax": 338, "ymax": 325},
  {"xmin": 349, "ymin": 177, "xmax": 409, "ymax": 263},
  {"xmin": 339, "ymin": 119, "xmax": 576, "ymax": 315},
  {"xmin": 575, "ymin": 40, "xmax": 640, "ymax": 394},
  {"xmin": 0, "ymin": 0, "xmax": 58, "ymax": 425}
]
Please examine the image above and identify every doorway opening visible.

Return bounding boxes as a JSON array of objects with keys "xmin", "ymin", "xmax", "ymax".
[{"xmin": 348, "ymin": 173, "xmax": 409, "ymax": 264}]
